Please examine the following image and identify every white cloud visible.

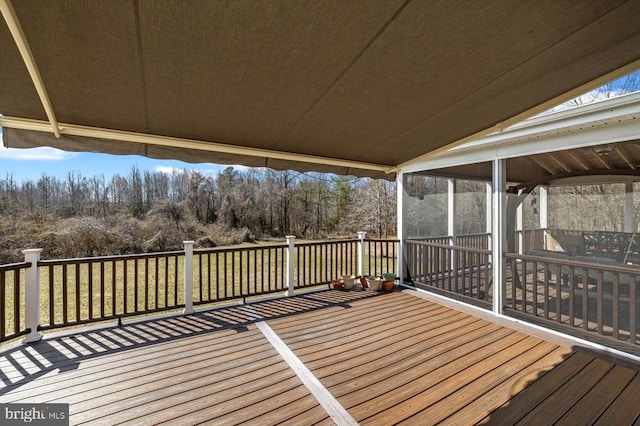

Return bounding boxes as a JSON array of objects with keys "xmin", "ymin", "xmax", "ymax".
[
  {"xmin": 0, "ymin": 131, "xmax": 74, "ymax": 161},
  {"xmin": 155, "ymin": 165, "xmax": 186, "ymax": 175}
]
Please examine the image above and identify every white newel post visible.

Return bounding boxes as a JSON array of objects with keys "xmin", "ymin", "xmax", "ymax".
[
  {"xmin": 492, "ymin": 159, "xmax": 506, "ymax": 315},
  {"xmin": 183, "ymin": 241, "xmax": 195, "ymax": 314},
  {"xmin": 397, "ymin": 172, "xmax": 407, "ymax": 284},
  {"xmin": 357, "ymin": 231, "xmax": 366, "ymax": 277},
  {"xmin": 285, "ymin": 236, "xmax": 296, "ymax": 296},
  {"xmin": 22, "ymin": 248, "xmax": 43, "ymax": 344}
]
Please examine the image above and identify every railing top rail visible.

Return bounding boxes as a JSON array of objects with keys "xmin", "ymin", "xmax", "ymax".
[
  {"xmin": 364, "ymin": 238, "xmax": 400, "ymax": 243},
  {"xmin": 548, "ymin": 228, "xmax": 636, "ymax": 235},
  {"xmin": 38, "ymin": 250, "xmax": 184, "ymax": 266},
  {"xmin": 295, "ymin": 239, "xmax": 358, "ymax": 247},
  {"xmin": 506, "ymin": 252, "xmax": 640, "ymax": 274},
  {"xmin": 195, "ymin": 243, "xmax": 288, "ymax": 255},
  {"xmin": 406, "ymin": 239, "xmax": 491, "ymax": 254},
  {"xmin": 0, "ymin": 261, "xmax": 31, "ymax": 272}
]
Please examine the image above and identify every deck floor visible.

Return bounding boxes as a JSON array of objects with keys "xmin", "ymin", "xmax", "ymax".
[{"xmin": 1, "ymin": 290, "xmax": 639, "ymax": 425}]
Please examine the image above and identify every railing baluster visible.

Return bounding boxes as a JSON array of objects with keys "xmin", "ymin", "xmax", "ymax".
[
  {"xmin": 1, "ymin": 269, "xmax": 5, "ymax": 340},
  {"xmin": 123, "ymin": 261, "xmax": 128, "ymax": 314},
  {"xmin": 568, "ymin": 266, "xmax": 575, "ymax": 327},
  {"xmin": 198, "ymin": 253, "xmax": 203, "ymax": 302},
  {"xmin": 62, "ymin": 265, "xmax": 68, "ymax": 324},
  {"xmin": 112, "ymin": 260, "xmax": 117, "ymax": 316},
  {"xmin": 612, "ymin": 273, "xmax": 619, "ymax": 340},
  {"xmin": 582, "ymin": 267, "xmax": 589, "ymax": 332},
  {"xmin": 155, "ymin": 257, "xmax": 160, "ymax": 310},
  {"xmin": 143, "ymin": 257, "xmax": 149, "ymax": 310},
  {"xmin": 254, "ymin": 249, "xmax": 258, "ymax": 295},
  {"xmin": 631, "ymin": 276, "xmax": 637, "ymax": 345},
  {"xmin": 597, "ymin": 270, "xmax": 603, "ymax": 335},
  {"xmin": 49, "ymin": 266, "xmax": 55, "ymax": 326},
  {"xmin": 134, "ymin": 259, "xmax": 139, "ymax": 312},
  {"xmin": 100, "ymin": 261, "xmax": 105, "ymax": 319},
  {"xmin": 88, "ymin": 261, "xmax": 93, "ymax": 320},
  {"xmin": 13, "ymin": 270, "xmax": 19, "ymax": 335},
  {"xmin": 555, "ymin": 264, "xmax": 561, "ymax": 323}
]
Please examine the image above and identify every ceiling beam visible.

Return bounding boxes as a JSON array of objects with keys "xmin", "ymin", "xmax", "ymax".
[
  {"xmin": 614, "ymin": 144, "xmax": 636, "ymax": 170},
  {"xmin": 0, "ymin": 0, "xmax": 60, "ymax": 138},
  {"xmin": 567, "ymin": 151, "xmax": 590, "ymax": 171},
  {"xmin": 548, "ymin": 154, "xmax": 572, "ymax": 173},
  {"xmin": 0, "ymin": 116, "xmax": 396, "ymax": 174},
  {"xmin": 530, "ymin": 157, "xmax": 556, "ymax": 175}
]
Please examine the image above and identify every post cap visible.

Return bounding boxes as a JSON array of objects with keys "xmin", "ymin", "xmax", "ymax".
[{"xmin": 21, "ymin": 248, "xmax": 43, "ymax": 255}]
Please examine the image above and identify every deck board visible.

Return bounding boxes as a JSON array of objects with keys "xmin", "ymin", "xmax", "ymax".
[
  {"xmin": 555, "ymin": 365, "xmax": 637, "ymax": 425},
  {"xmin": 0, "ymin": 289, "xmax": 638, "ymax": 425}
]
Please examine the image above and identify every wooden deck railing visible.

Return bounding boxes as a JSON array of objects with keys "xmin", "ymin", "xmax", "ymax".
[
  {"xmin": 1, "ymin": 235, "xmax": 398, "ymax": 344},
  {"xmin": 0, "ymin": 261, "xmax": 31, "ymax": 343},
  {"xmin": 505, "ymin": 252, "xmax": 640, "ymax": 349},
  {"xmin": 364, "ymin": 238, "xmax": 398, "ymax": 278},
  {"xmin": 547, "ymin": 229, "xmax": 640, "ymax": 262},
  {"xmin": 193, "ymin": 243, "xmax": 287, "ymax": 304},
  {"xmin": 405, "ymin": 239, "xmax": 492, "ymax": 308},
  {"xmin": 38, "ymin": 251, "xmax": 185, "ymax": 331}
]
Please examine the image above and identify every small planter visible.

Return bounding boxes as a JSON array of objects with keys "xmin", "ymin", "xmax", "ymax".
[
  {"xmin": 367, "ymin": 277, "xmax": 383, "ymax": 291},
  {"xmin": 332, "ymin": 280, "xmax": 343, "ymax": 290},
  {"xmin": 382, "ymin": 280, "xmax": 394, "ymax": 292},
  {"xmin": 342, "ymin": 277, "xmax": 356, "ymax": 290},
  {"xmin": 359, "ymin": 276, "xmax": 369, "ymax": 289},
  {"xmin": 382, "ymin": 273, "xmax": 397, "ymax": 282}
]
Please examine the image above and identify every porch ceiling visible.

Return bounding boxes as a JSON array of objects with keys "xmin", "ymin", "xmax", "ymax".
[{"xmin": 2, "ymin": 1, "xmax": 640, "ymax": 179}]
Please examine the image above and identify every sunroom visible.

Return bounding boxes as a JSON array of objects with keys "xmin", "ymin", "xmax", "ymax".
[{"xmin": 398, "ymin": 92, "xmax": 640, "ymax": 359}]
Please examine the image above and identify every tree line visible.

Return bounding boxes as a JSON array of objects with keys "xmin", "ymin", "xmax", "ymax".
[{"xmin": 0, "ymin": 166, "xmax": 396, "ymax": 262}]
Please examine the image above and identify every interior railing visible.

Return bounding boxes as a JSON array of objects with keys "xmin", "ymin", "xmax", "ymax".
[
  {"xmin": 505, "ymin": 252, "xmax": 640, "ymax": 352},
  {"xmin": 405, "ymin": 238, "xmax": 492, "ymax": 309}
]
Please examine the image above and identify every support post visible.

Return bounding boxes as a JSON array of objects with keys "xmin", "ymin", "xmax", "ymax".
[
  {"xmin": 285, "ymin": 236, "xmax": 296, "ymax": 296},
  {"xmin": 516, "ymin": 189, "xmax": 523, "ymax": 254},
  {"xmin": 183, "ymin": 241, "xmax": 195, "ymax": 314},
  {"xmin": 397, "ymin": 172, "xmax": 407, "ymax": 283},
  {"xmin": 486, "ymin": 182, "xmax": 492, "ymax": 249},
  {"xmin": 539, "ymin": 185, "xmax": 549, "ymax": 249},
  {"xmin": 357, "ymin": 231, "xmax": 366, "ymax": 277},
  {"xmin": 625, "ymin": 181, "xmax": 634, "ymax": 233},
  {"xmin": 492, "ymin": 159, "xmax": 506, "ymax": 315},
  {"xmin": 447, "ymin": 178, "xmax": 457, "ymax": 245},
  {"xmin": 22, "ymin": 248, "xmax": 43, "ymax": 343},
  {"xmin": 448, "ymin": 178, "xmax": 457, "ymax": 272}
]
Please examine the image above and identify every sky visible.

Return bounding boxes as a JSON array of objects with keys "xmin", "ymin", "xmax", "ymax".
[
  {"xmin": 1, "ymin": 71, "xmax": 639, "ymax": 184},
  {"xmin": 0, "ymin": 133, "xmax": 230, "ymax": 183}
]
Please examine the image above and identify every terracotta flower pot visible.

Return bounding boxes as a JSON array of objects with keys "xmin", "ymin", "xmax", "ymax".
[
  {"xmin": 382, "ymin": 280, "xmax": 394, "ymax": 292},
  {"xmin": 359, "ymin": 277, "xmax": 369, "ymax": 289},
  {"xmin": 333, "ymin": 280, "xmax": 343, "ymax": 290}
]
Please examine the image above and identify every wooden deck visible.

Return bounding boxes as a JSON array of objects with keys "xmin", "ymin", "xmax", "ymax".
[{"xmin": 1, "ymin": 289, "xmax": 639, "ymax": 425}]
